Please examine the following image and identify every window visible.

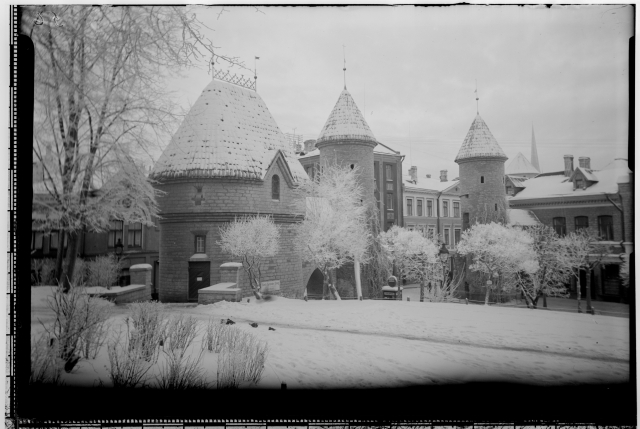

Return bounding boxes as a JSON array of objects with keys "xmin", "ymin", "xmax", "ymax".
[
  {"xmin": 417, "ymin": 199, "xmax": 423, "ymax": 217},
  {"xmin": 506, "ymin": 186, "xmax": 513, "ymax": 196},
  {"xmin": 272, "ymin": 175, "xmax": 280, "ymax": 200},
  {"xmin": 386, "ymin": 194, "xmax": 394, "ymax": 210},
  {"xmin": 598, "ymin": 215, "xmax": 614, "ymax": 240},
  {"xmin": 31, "ymin": 231, "xmax": 43, "ymax": 250},
  {"xmin": 575, "ymin": 216, "xmax": 589, "ymax": 231},
  {"xmin": 386, "ymin": 183, "xmax": 394, "ymax": 191},
  {"xmin": 195, "ymin": 235, "xmax": 206, "ymax": 254},
  {"xmin": 427, "ymin": 200, "xmax": 433, "ymax": 217},
  {"xmin": 48, "ymin": 230, "xmax": 68, "ymax": 250},
  {"xmin": 480, "ymin": 176, "xmax": 485, "ymax": 184},
  {"xmin": 454, "ymin": 229, "xmax": 461, "ymax": 246},
  {"xmin": 453, "ymin": 201, "xmax": 460, "ymax": 218},
  {"xmin": 406, "ymin": 199, "xmax": 413, "ymax": 216},
  {"xmin": 385, "ymin": 165, "xmax": 393, "ymax": 181},
  {"xmin": 495, "ymin": 203, "xmax": 498, "ymax": 211},
  {"xmin": 407, "ymin": 224, "xmax": 415, "ymax": 231},
  {"xmin": 427, "ymin": 226, "xmax": 435, "ymax": 239},
  {"xmin": 109, "ymin": 220, "xmax": 124, "ymax": 247},
  {"xmin": 444, "ymin": 228, "xmax": 450, "ymax": 245},
  {"xmin": 553, "ymin": 217, "xmax": 566, "ymax": 237},
  {"xmin": 128, "ymin": 222, "xmax": 142, "ymax": 248},
  {"xmin": 575, "ymin": 178, "xmax": 584, "ymax": 189},
  {"xmin": 443, "ymin": 201, "xmax": 449, "ymax": 217}
]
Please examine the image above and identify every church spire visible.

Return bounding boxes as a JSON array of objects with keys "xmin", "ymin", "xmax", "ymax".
[
  {"xmin": 531, "ymin": 124, "xmax": 541, "ymax": 173},
  {"xmin": 343, "ymin": 44, "xmax": 347, "ymax": 90}
]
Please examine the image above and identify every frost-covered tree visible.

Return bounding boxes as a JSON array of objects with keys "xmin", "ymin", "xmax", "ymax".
[
  {"xmin": 295, "ymin": 164, "xmax": 371, "ymax": 300},
  {"xmin": 514, "ymin": 225, "xmax": 573, "ymax": 309},
  {"xmin": 557, "ymin": 229, "xmax": 612, "ymax": 313},
  {"xmin": 25, "ymin": 5, "xmax": 242, "ymax": 290},
  {"xmin": 457, "ymin": 222, "xmax": 539, "ymax": 305},
  {"xmin": 218, "ymin": 216, "xmax": 280, "ymax": 301}
]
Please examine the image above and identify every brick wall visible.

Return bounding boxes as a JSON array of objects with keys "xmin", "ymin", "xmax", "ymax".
[
  {"xmin": 458, "ymin": 158, "xmax": 508, "ymax": 227},
  {"xmin": 528, "ymin": 205, "xmax": 623, "ymax": 241},
  {"xmin": 618, "ymin": 180, "xmax": 633, "ymax": 243}
]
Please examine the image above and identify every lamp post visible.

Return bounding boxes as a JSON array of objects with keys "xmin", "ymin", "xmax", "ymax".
[
  {"xmin": 114, "ymin": 238, "xmax": 124, "ymax": 287},
  {"xmin": 438, "ymin": 242, "xmax": 450, "ymax": 297}
]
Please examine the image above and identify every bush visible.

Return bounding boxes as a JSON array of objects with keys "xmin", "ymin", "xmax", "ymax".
[
  {"xmin": 128, "ymin": 301, "xmax": 167, "ymax": 362},
  {"xmin": 87, "ymin": 255, "xmax": 121, "ymax": 289},
  {"xmin": 164, "ymin": 315, "xmax": 199, "ymax": 356},
  {"xmin": 107, "ymin": 326, "xmax": 155, "ymax": 388},
  {"xmin": 31, "ymin": 258, "xmax": 56, "ymax": 286},
  {"xmin": 30, "ymin": 334, "xmax": 62, "ymax": 385},
  {"xmin": 41, "ymin": 284, "xmax": 113, "ymax": 372},
  {"xmin": 156, "ymin": 348, "xmax": 207, "ymax": 390},
  {"xmin": 70, "ymin": 257, "xmax": 88, "ymax": 286},
  {"xmin": 78, "ymin": 297, "xmax": 112, "ymax": 359}
]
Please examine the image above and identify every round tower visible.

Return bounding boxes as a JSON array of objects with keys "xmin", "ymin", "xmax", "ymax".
[
  {"xmin": 455, "ymin": 114, "xmax": 509, "ymax": 229},
  {"xmin": 315, "ymin": 89, "xmax": 377, "ymax": 207}
]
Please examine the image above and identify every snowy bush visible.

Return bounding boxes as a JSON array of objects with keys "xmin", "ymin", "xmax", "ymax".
[
  {"xmin": 128, "ymin": 301, "xmax": 167, "ymax": 362},
  {"xmin": 30, "ymin": 334, "xmax": 62, "ymax": 385},
  {"xmin": 70, "ymin": 257, "xmax": 88, "ymax": 286},
  {"xmin": 107, "ymin": 326, "xmax": 155, "ymax": 388},
  {"xmin": 87, "ymin": 255, "xmax": 121, "ymax": 289},
  {"xmin": 31, "ymin": 258, "xmax": 56, "ymax": 286},
  {"xmin": 164, "ymin": 315, "xmax": 199, "ymax": 355},
  {"xmin": 218, "ymin": 215, "xmax": 280, "ymax": 300},
  {"xmin": 78, "ymin": 298, "xmax": 113, "ymax": 359},
  {"xmin": 156, "ymin": 348, "xmax": 207, "ymax": 390},
  {"xmin": 41, "ymin": 284, "xmax": 114, "ymax": 372},
  {"xmin": 457, "ymin": 222, "xmax": 538, "ymax": 305}
]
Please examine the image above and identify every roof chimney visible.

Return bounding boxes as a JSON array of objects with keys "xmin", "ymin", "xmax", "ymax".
[
  {"xmin": 409, "ymin": 166, "xmax": 417, "ymax": 183},
  {"xmin": 578, "ymin": 156, "xmax": 590, "ymax": 170},
  {"xmin": 303, "ymin": 139, "xmax": 316, "ymax": 153},
  {"xmin": 563, "ymin": 155, "xmax": 574, "ymax": 177},
  {"xmin": 440, "ymin": 170, "xmax": 448, "ymax": 182},
  {"xmin": 426, "ymin": 174, "xmax": 431, "ymax": 179}
]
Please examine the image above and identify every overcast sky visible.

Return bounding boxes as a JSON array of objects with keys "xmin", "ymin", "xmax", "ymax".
[{"xmin": 164, "ymin": 4, "xmax": 633, "ymax": 179}]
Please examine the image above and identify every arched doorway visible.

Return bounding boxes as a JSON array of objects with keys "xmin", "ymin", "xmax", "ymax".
[{"xmin": 306, "ymin": 268, "xmax": 324, "ymax": 299}]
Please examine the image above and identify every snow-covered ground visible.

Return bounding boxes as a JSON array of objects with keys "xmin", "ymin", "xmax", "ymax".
[{"xmin": 31, "ymin": 287, "xmax": 629, "ymax": 389}]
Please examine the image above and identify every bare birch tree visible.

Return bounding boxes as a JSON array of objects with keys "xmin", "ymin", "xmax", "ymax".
[{"xmin": 25, "ymin": 5, "xmax": 242, "ymax": 291}]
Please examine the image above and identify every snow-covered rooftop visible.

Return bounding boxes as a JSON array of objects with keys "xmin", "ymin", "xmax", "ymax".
[
  {"xmin": 403, "ymin": 175, "xmax": 460, "ymax": 193},
  {"xmin": 298, "ymin": 142, "xmax": 398, "ymax": 160},
  {"xmin": 507, "ymin": 209, "xmax": 540, "ymax": 226},
  {"xmin": 511, "ymin": 158, "xmax": 631, "ymax": 201},
  {"xmin": 150, "ymin": 79, "xmax": 306, "ymax": 182},
  {"xmin": 455, "ymin": 114, "xmax": 508, "ymax": 163},
  {"xmin": 506, "ymin": 152, "xmax": 539, "ymax": 176},
  {"xmin": 508, "ymin": 176, "xmax": 529, "ymax": 188},
  {"xmin": 316, "ymin": 89, "xmax": 377, "ymax": 143}
]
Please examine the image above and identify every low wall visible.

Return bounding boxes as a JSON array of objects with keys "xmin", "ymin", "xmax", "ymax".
[{"xmin": 87, "ymin": 284, "xmax": 152, "ymax": 304}]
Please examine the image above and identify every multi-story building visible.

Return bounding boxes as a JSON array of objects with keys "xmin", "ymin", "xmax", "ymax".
[
  {"xmin": 402, "ymin": 167, "xmax": 462, "ymax": 250},
  {"xmin": 509, "ymin": 155, "xmax": 633, "ymax": 302}
]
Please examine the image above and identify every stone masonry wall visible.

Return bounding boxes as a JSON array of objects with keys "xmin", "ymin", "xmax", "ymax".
[{"xmin": 458, "ymin": 158, "xmax": 507, "ymax": 227}]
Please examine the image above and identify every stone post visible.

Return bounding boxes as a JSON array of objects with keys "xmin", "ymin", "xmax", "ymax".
[{"xmin": 130, "ymin": 263, "xmax": 153, "ymax": 299}]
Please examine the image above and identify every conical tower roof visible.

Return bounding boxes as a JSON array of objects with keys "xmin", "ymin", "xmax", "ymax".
[
  {"xmin": 150, "ymin": 79, "xmax": 306, "ymax": 182},
  {"xmin": 317, "ymin": 89, "xmax": 377, "ymax": 143},
  {"xmin": 506, "ymin": 152, "xmax": 539, "ymax": 176},
  {"xmin": 455, "ymin": 114, "xmax": 507, "ymax": 163},
  {"xmin": 530, "ymin": 126, "xmax": 541, "ymax": 172}
]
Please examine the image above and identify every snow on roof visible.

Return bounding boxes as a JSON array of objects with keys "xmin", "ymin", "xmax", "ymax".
[
  {"xmin": 317, "ymin": 89, "xmax": 377, "ymax": 143},
  {"xmin": 571, "ymin": 166, "xmax": 599, "ymax": 182},
  {"xmin": 298, "ymin": 142, "xmax": 398, "ymax": 160},
  {"xmin": 508, "ymin": 176, "xmax": 529, "ymax": 188},
  {"xmin": 511, "ymin": 158, "xmax": 630, "ymax": 201},
  {"xmin": 507, "ymin": 209, "xmax": 540, "ymax": 226},
  {"xmin": 150, "ymin": 79, "xmax": 306, "ymax": 182},
  {"xmin": 455, "ymin": 114, "xmax": 507, "ymax": 163},
  {"xmin": 506, "ymin": 152, "xmax": 539, "ymax": 176},
  {"xmin": 403, "ymin": 175, "xmax": 460, "ymax": 192}
]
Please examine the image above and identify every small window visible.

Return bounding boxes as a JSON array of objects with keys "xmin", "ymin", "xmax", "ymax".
[
  {"xmin": 494, "ymin": 203, "xmax": 498, "ymax": 211},
  {"xmin": 454, "ymin": 229, "xmax": 461, "ymax": 246},
  {"xmin": 598, "ymin": 215, "xmax": 614, "ymax": 240},
  {"xmin": 427, "ymin": 226, "xmax": 435, "ymax": 239},
  {"xmin": 417, "ymin": 199, "xmax": 423, "ymax": 217},
  {"xmin": 350, "ymin": 163, "xmax": 355, "ymax": 170},
  {"xmin": 453, "ymin": 202, "xmax": 460, "ymax": 218},
  {"xmin": 480, "ymin": 176, "xmax": 485, "ymax": 184},
  {"xmin": 385, "ymin": 165, "xmax": 393, "ymax": 181},
  {"xmin": 407, "ymin": 199, "xmax": 413, "ymax": 216},
  {"xmin": 272, "ymin": 175, "xmax": 280, "ymax": 201},
  {"xmin": 427, "ymin": 200, "xmax": 433, "ymax": 217},
  {"xmin": 444, "ymin": 228, "xmax": 450, "ymax": 245},
  {"xmin": 576, "ymin": 178, "xmax": 585, "ymax": 189},
  {"xmin": 575, "ymin": 216, "xmax": 589, "ymax": 231},
  {"xmin": 553, "ymin": 217, "xmax": 566, "ymax": 237},
  {"xmin": 506, "ymin": 186, "xmax": 513, "ymax": 196},
  {"xmin": 407, "ymin": 224, "xmax": 415, "ymax": 231},
  {"xmin": 443, "ymin": 201, "xmax": 449, "ymax": 217},
  {"xmin": 109, "ymin": 220, "xmax": 124, "ymax": 248},
  {"xmin": 386, "ymin": 194, "xmax": 394, "ymax": 210},
  {"xmin": 386, "ymin": 183, "xmax": 394, "ymax": 191},
  {"xmin": 31, "ymin": 231, "xmax": 43, "ymax": 250},
  {"xmin": 195, "ymin": 235, "xmax": 206, "ymax": 254},
  {"xmin": 128, "ymin": 222, "xmax": 143, "ymax": 248}
]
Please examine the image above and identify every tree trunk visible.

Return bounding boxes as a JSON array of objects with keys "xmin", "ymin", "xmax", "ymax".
[
  {"xmin": 484, "ymin": 282, "xmax": 491, "ymax": 306},
  {"xmin": 542, "ymin": 293, "xmax": 547, "ymax": 308},
  {"xmin": 62, "ymin": 231, "xmax": 80, "ymax": 292},
  {"xmin": 354, "ymin": 258, "xmax": 362, "ymax": 299},
  {"xmin": 54, "ymin": 230, "xmax": 67, "ymax": 285},
  {"xmin": 420, "ymin": 278, "xmax": 425, "ymax": 302},
  {"xmin": 328, "ymin": 268, "xmax": 341, "ymax": 300},
  {"xmin": 575, "ymin": 271, "xmax": 582, "ymax": 312},
  {"xmin": 322, "ymin": 268, "xmax": 330, "ymax": 300},
  {"xmin": 586, "ymin": 268, "xmax": 592, "ymax": 313}
]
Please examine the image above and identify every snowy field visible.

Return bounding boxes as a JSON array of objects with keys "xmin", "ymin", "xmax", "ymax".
[{"xmin": 31, "ymin": 287, "xmax": 630, "ymax": 389}]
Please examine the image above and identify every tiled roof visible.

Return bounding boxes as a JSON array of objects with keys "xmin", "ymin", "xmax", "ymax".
[
  {"xmin": 403, "ymin": 175, "xmax": 460, "ymax": 193},
  {"xmin": 455, "ymin": 114, "xmax": 507, "ymax": 162},
  {"xmin": 317, "ymin": 90, "xmax": 377, "ymax": 143},
  {"xmin": 506, "ymin": 152, "xmax": 539, "ymax": 176},
  {"xmin": 150, "ymin": 79, "xmax": 306, "ymax": 182}
]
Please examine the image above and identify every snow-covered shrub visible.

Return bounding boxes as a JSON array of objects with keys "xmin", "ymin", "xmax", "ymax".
[
  {"xmin": 31, "ymin": 258, "xmax": 56, "ymax": 286},
  {"xmin": 107, "ymin": 326, "xmax": 155, "ymax": 388},
  {"xmin": 78, "ymin": 297, "xmax": 113, "ymax": 359},
  {"xmin": 129, "ymin": 301, "xmax": 167, "ymax": 362},
  {"xmin": 164, "ymin": 315, "xmax": 199, "ymax": 356},
  {"xmin": 218, "ymin": 215, "xmax": 280, "ymax": 300},
  {"xmin": 156, "ymin": 348, "xmax": 207, "ymax": 390},
  {"xmin": 213, "ymin": 325, "xmax": 268, "ymax": 388},
  {"xmin": 70, "ymin": 257, "xmax": 88, "ymax": 286},
  {"xmin": 41, "ymin": 284, "xmax": 113, "ymax": 372},
  {"xmin": 87, "ymin": 255, "xmax": 121, "ymax": 289},
  {"xmin": 30, "ymin": 334, "xmax": 62, "ymax": 385}
]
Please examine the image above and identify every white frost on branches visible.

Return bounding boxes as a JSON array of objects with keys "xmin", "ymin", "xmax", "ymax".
[
  {"xmin": 218, "ymin": 215, "xmax": 280, "ymax": 300},
  {"xmin": 379, "ymin": 226, "xmax": 438, "ymax": 282}
]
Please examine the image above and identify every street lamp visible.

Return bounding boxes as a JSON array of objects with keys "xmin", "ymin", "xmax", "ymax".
[
  {"xmin": 114, "ymin": 238, "xmax": 124, "ymax": 262},
  {"xmin": 438, "ymin": 242, "xmax": 450, "ymax": 297}
]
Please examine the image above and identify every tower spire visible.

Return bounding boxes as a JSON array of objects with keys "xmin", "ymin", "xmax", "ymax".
[
  {"xmin": 475, "ymin": 79, "xmax": 479, "ymax": 114},
  {"xmin": 343, "ymin": 44, "xmax": 347, "ymax": 90},
  {"xmin": 531, "ymin": 124, "xmax": 541, "ymax": 173}
]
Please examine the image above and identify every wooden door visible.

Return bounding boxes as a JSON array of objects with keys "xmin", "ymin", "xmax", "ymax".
[{"xmin": 188, "ymin": 261, "xmax": 210, "ymax": 301}]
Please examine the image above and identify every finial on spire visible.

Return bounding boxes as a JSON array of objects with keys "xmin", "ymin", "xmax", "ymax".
[
  {"xmin": 254, "ymin": 56, "xmax": 259, "ymax": 92},
  {"xmin": 343, "ymin": 44, "xmax": 347, "ymax": 90},
  {"xmin": 475, "ymin": 79, "xmax": 479, "ymax": 115}
]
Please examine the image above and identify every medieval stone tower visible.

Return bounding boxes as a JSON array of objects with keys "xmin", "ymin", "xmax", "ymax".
[
  {"xmin": 455, "ymin": 114, "xmax": 509, "ymax": 229},
  {"xmin": 316, "ymin": 89, "xmax": 378, "ymax": 208}
]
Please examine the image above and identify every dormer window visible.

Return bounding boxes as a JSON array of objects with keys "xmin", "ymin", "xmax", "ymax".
[{"xmin": 575, "ymin": 178, "xmax": 585, "ymax": 189}]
